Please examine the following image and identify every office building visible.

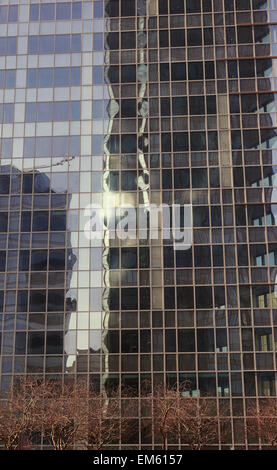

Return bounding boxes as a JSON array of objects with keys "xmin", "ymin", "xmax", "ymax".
[{"xmin": 0, "ymin": 0, "xmax": 277, "ymax": 448}]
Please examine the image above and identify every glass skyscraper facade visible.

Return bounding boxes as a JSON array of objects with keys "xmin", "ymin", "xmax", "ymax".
[{"xmin": 1, "ymin": 0, "xmax": 277, "ymax": 449}]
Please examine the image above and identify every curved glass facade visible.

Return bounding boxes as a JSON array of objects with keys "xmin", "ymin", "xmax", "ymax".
[{"xmin": 1, "ymin": 0, "xmax": 277, "ymax": 448}]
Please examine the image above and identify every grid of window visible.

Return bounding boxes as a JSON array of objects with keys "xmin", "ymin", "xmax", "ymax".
[
  {"xmin": 29, "ymin": 2, "xmax": 82, "ymax": 22},
  {"xmin": 28, "ymin": 34, "xmax": 82, "ymax": 54},
  {"xmin": 25, "ymin": 101, "xmax": 80, "ymax": 122},
  {"xmin": 99, "ymin": 0, "xmax": 277, "ymax": 448},
  {"xmin": 1, "ymin": 0, "xmax": 277, "ymax": 450},
  {"xmin": 26, "ymin": 67, "xmax": 81, "ymax": 88}
]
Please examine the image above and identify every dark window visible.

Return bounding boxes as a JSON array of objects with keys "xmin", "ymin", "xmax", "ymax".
[
  {"xmin": 190, "ymin": 96, "xmax": 205, "ymax": 115},
  {"xmin": 171, "ymin": 29, "xmax": 186, "ymax": 47},
  {"xmin": 187, "ymin": 29, "xmax": 202, "ymax": 46},
  {"xmin": 121, "ymin": 32, "xmax": 136, "ymax": 49},
  {"xmin": 121, "ymin": 288, "xmax": 138, "ymax": 310},
  {"xmin": 121, "ymin": 248, "xmax": 137, "ymax": 269},
  {"xmin": 160, "ymin": 63, "xmax": 169, "ymax": 81},
  {"xmin": 172, "ymin": 97, "xmax": 187, "ymax": 115},
  {"xmin": 178, "ymin": 330, "xmax": 195, "ymax": 352},
  {"xmin": 171, "ymin": 63, "xmax": 186, "ymax": 81},
  {"xmin": 177, "ymin": 287, "xmax": 194, "ymax": 309},
  {"xmin": 28, "ymin": 332, "xmax": 44, "ymax": 354},
  {"xmin": 121, "ymin": 99, "xmax": 136, "ymax": 117},
  {"xmin": 188, "ymin": 62, "xmax": 203, "ymax": 80}
]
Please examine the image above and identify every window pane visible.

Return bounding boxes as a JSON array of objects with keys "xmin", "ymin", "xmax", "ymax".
[
  {"xmin": 94, "ymin": 1, "xmax": 103, "ymax": 18},
  {"xmin": 8, "ymin": 6, "xmax": 18, "ymax": 22},
  {"xmin": 54, "ymin": 67, "xmax": 70, "ymax": 86},
  {"xmin": 56, "ymin": 3, "xmax": 71, "ymax": 20},
  {"xmin": 7, "ymin": 37, "xmax": 16, "ymax": 55},
  {"xmin": 37, "ymin": 102, "xmax": 52, "ymax": 121},
  {"xmin": 72, "ymin": 34, "xmax": 81, "ymax": 52},
  {"xmin": 70, "ymin": 101, "xmax": 80, "ymax": 120},
  {"xmin": 71, "ymin": 67, "xmax": 81, "ymax": 85},
  {"xmin": 40, "ymin": 35, "xmax": 54, "ymax": 53},
  {"xmin": 55, "ymin": 35, "xmax": 70, "ymax": 53},
  {"xmin": 5, "ymin": 70, "xmax": 15, "ymax": 89},
  {"xmin": 28, "ymin": 36, "xmax": 39, "ymax": 54},
  {"xmin": 30, "ymin": 4, "xmax": 39, "ymax": 21},
  {"xmin": 93, "ymin": 66, "xmax": 103, "ymax": 84},
  {"xmin": 54, "ymin": 102, "xmax": 69, "ymax": 121},
  {"xmin": 27, "ymin": 69, "xmax": 37, "ymax": 87},
  {"xmin": 38, "ymin": 68, "xmax": 53, "ymax": 87},
  {"xmin": 94, "ymin": 33, "xmax": 103, "ymax": 50},
  {"xmin": 0, "ymin": 6, "xmax": 7, "ymax": 23},
  {"xmin": 40, "ymin": 4, "xmax": 55, "ymax": 21},
  {"xmin": 3, "ymin": 104, "xmax": 13, "ymax": 123},
  {"xmin": 25, "ymin": 103, "xmax": 36, "ymax": 122},
  {"xmin": 0, "ymin": 38, "xmax": 5, "ymax": 55},
  {"xmin": 72, "ymin": 2, "xmax": 82, "ymax": 19}
]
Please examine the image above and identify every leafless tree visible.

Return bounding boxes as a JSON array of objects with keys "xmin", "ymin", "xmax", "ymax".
[
  {"xmin": 87, "ymin": 388, "xmax": 137, "ymax": 450},
  {"xmin": 0, "ymin": 377, "xmax": 51, "ymax": 450},
  {"xmin": 176, "ymin": 396, "xmax": 226, "ymax": 450},
  {"xmin": 150, "ymin": 383, "xmax": 186, "ymax": 450},
  {"xmin": 39, "ymin": 380, "xmax": 90, "ymax": 450},
  {"xmin": 247, "ymin": 398, "xmax": 277, "ymax": 448},
  {"xmin": 149, "ymin": 383, "xmax": 228, "ymax": 450},
  {"xmin": 0, "ymin": 378, "xmax": 138, "ymax": 451}
]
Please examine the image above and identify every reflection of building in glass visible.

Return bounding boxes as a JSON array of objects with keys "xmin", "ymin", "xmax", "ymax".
[{"xmin": 0, "ymin": 165, "xmax": 76, "ymax": 384}]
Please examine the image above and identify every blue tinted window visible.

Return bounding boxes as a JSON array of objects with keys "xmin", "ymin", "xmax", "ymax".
[
  {"xmin": 3, "ymin": 104, "xmax": 13, "ymax": 123},
  {"xmin": 30, "ymin": 4, "xmax": 39, "ymax": 21},
  {"xmin": 0, "ymin": 38, "xmax": 5, "ymax": 55},
  {"xmin": 93, "ymin": 101, "xmax": 103, "ymax": 118},
  {"xmin": 0, "ymin": 71, "xmax": 4, "ymax": 88},
  {"xmin": 94, "ymin": 33, "xmax": 103, "ymax": 50},
  {"xmin": 54, "ymin": 102, "xmax": 69, "ymax": 121},
  {"xmin": 7, "ymin": 37, "xmax": 16, "ymax": 55},
  {"xmin": 28, "ymin": 36, "xmax": 39, "ymax": 54},
  {"xmin": 70, "ymin": 136, "xmax": 80, "ymax": 156},
  {"xmin": 40, "ymin": 4, "xmax": 55, "ymax": 21},
  {"xmin": 93, "ymin": 66, "xmax": 103, "ymax": 84},
  {"xmin": 25, "ymin": 103, "xmax": 36, "ymax": 122},
  {"xmin": 26, "ymin": 67, "xmax": 80, "ymax": 87},
  {"xmin": 5, "ymin": 70, "xmax": 15, "ymax": 89},
  {"xmin": 40, "ymin": 35, "xmax": 54, "ymax": 53},
  {"xmin": 37, "ymin": 137, "xmax": 51, "ymax": 157},
  {"xmin": 0, "ymin": 6, "xmax": 7, "ymax": 23},
  {"xmin": 37, "ymin": 103, "xmax": 52, "ymax": 121},
  {"xmin": 8, "ymin": 6, "xmax": 18, "ymax": 22},
  {"xmin": 24, "ymin": 138, "xmax": 35, "ymax": 157},
  {"xmin": 70, "ymin": 101, "xmax": 80, "ymax": 120},
  {"xmin": 72, "ymin": 34, "xmax": 81, "ymax": 52},
  {"xmin": 1, "ymin": 139, "xmax": 12, "ymax": 158},
  {"xmin": 94, "ymin": 1, "xmax": 103, "ymax": 18},
  {"xmin": 53, "ymin": 136, "xmax": 68, "ymax": 157},
  {"xmin": 92, "ymin": 135, "xmax": 103, "ymax": 154},
  {"xmin": 28, "ymin": 35, "xmax": 81, "ymax": 55},
  {"xmin": 27, "ymin": 69, "xmax": 37, "ymax": 87},
  {"xmin": 72, "ymin": 2, "xmax": 82, "ymax": 19},
  {"xmin": 56, "ymin": 35, "xmax": 70, "ymax": 53},
  {"xmin": 71, "ymin": 67, "xmax": 81, "ymax": 85},
  {"xmin": 54, "ymin": 67, "xmax": 70, "ymax": 86},
  {"xmin": 56, "ymin": 3, "xmax": 71, "ymax": 20},
  {"xmin": 38, "ymin": 68, "xmax": 53, "ymax": 87}
]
